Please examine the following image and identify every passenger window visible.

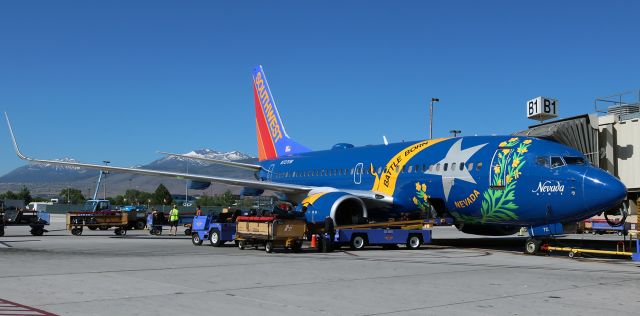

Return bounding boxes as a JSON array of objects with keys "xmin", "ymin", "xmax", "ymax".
[
  {"xmin": 459, "ymin": 162, "xmax": 464, "ymax": 171},
  {"xmin": 551, "ymin": 157, "xmax": 565, "ymax": 168},
  {"xmin": 476, "ymin": 162, "xmax": 483, "ymax": 170},
  {"xmin": 350, "ymin": 168, "xmax": 354, "ymax": 175},
  {"xmin": 408, "ymin": 166, "xmax": 413, "ymax": 173},
  {"xmin": 429, "ymin": 165, "xmax": 434, "ymax": 171},
  {"xmin": 423, "ymin": 164, "xmax": 427, "ymax": 172},
  {"xmin": 443, "ymin": 163, "xmax": 448, "ymax": 171},
  {"xmin": 436, "ymin": 163, "xmax": 440, "ymax": 171},
  {"xmin": 378, "ymin": 166, "xmax": 382, "ymax": 174},
  {"xmin": 451, "ymin": 163, "xmax": 456, "ymax": 171},
  {"xmin": 467, "ymin": 162, "xmax": 474, "ymax": 170}
]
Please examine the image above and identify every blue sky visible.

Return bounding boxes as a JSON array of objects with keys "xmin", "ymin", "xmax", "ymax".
[{"xmin": 0, "ymin": 0, "xmax": 638, "ymax": 175}]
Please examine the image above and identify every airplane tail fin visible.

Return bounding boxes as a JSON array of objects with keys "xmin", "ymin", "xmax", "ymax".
[{"xmin": 252, "ymin": 65, "xmax": 311, "ymax": 161}]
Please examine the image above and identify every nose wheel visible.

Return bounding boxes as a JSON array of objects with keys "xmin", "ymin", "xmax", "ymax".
[{"xmin": 524, "ymin": 238, "xmax": 541, "ymax": 255}]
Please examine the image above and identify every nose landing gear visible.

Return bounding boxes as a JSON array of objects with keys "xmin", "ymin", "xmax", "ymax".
[{"xmin": 525, "ymin": 238, "xmax": 542, "ymax": 255}]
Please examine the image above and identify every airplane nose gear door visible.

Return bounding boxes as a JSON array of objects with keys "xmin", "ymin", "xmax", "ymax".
[{"xmin": 353, "ymin": 163, "xmax": 363, "ymax": 184}]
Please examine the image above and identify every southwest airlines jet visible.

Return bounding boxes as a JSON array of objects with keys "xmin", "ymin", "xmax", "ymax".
[{"xmin": 4, "ymin": 66, "xmax": 627, "ymax": 253}]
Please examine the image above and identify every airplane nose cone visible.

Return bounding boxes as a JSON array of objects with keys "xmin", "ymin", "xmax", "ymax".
[{"xmin": 582, "ymin": 168, "xmax": 627, "ymax": 213}]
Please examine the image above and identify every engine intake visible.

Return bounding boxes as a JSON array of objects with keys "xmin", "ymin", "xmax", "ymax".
[{"xmin": 301, "ymin": 191, "xmax": 367, "ymax": 226}]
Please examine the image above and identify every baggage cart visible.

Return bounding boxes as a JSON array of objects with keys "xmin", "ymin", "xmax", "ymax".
[
  {"xmin": 0, "ymin": 210, "xmax": 50, "ymax": 236},
  {"xmin": 235, "ymin": 216, "xmax": 306, "ymax": 253},
  {"xmin": 66, "ymin": 211, "xmax": 128, "ymax": 236},
  {"xmin": 332, "ymin": 220, "xmax": 432, "ymax": 250},
  {"xmin": 146, "ymin": 212, "xmax": 195, "ymax": 236}
]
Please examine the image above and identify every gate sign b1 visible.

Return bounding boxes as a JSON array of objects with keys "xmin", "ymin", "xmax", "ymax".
[{"xmin": 527, "ymin": 96, "xmax": 558, "ymax": 122}]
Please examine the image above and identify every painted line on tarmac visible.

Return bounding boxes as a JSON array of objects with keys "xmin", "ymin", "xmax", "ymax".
[
  {"xmin": 0, "ymin": 242, "xmax": 12, "ymax": 248},
  {"xmin": 0, "ymin": 298, "xmax": 57, "ymax": 315}
]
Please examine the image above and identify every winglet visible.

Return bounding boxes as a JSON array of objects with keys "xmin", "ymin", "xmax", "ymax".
[{"xmin": 4, "ymin": 112, "xmax": 30, "ymax": 161}]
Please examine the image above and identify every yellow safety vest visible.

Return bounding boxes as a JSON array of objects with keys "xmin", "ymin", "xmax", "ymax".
[{"xmin": 170, "ymin": 208, "xmax": 179, "ymax": 221}]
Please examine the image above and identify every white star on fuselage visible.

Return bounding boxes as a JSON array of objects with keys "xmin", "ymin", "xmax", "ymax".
[{"xmin": 426, "ymin": 139, "xmax": 487, "ymax": 201}]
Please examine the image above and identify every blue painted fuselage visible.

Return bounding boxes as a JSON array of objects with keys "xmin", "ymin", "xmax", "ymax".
[{"xmin": 256, "ymin": 136, "xmax": 626, "ymax": 227}]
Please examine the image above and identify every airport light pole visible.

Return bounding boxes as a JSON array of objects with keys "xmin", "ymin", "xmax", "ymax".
[
  {"xmin": 102, "ymin": 160, "xmax": 110, "ymax": 200},
  {"xmin": 429, "ymin": 98, "xmax": 440, "ymax": 139},
  {"xmin": 449, "ymin": 130, "xmax": 461, "ymax": 137}
]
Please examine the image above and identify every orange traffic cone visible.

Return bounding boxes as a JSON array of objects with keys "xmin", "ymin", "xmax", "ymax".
[{"xmin": 311, "ymin": 234, "xmax": 318, "ymax": 248}]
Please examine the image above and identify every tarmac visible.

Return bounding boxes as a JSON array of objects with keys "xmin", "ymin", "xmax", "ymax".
[{"xmin": 1, "ymin": 214, "xmax": 639, "ymax": 316}]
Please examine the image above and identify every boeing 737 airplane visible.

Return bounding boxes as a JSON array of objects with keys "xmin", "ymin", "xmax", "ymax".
[{"xmin": 4, "ymin": 65, "xmax": 627, "ymax": 254}]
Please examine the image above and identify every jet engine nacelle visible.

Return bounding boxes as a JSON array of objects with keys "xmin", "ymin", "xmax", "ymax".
[
  {"xmin": 188, "ymin": 180, "xmax": 211, "ymax": 190},
  {"xmin": 455, "ymin": 223, "xmax": 520, "ymax": 236},
  {"xmin": 300, "ymin": 191, "xmax": 367, "ymax": 226}
]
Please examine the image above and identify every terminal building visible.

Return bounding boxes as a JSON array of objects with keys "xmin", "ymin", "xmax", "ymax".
[{"xmin": 516, "ymin": 90, "xmax": 640, "ymax": 219}]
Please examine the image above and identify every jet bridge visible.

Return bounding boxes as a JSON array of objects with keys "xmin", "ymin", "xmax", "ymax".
[{"xmin": 513, "ymin": 113, "xmax": 600, "ymax": 165}]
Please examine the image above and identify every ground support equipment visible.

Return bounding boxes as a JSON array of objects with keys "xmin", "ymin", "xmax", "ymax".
[
  {"xmin": 235, "ymin": 216, "xmax": 306, "ymax": 253},
  {"xmin": 66, "ymin": 211, "xmax": 128, "ymax": 236},
  {"xmin": 542, "ymin": 238, "xmax": 640, "ymax": 261},
  {"xmin": 331, "ymin": 219, "xmax": 432, "ymax": 251},
  {"xmin": 581, "ymin": 219, "xmax": 631, "ymax": 236},
  {"xmin": 190, "ymin": 215, "xmax": 236, "ymax": 246},
  {"xmin": 0, "ymin": 210, "xmax": 50, "ymax": 236},
  {"xmin": 146, "ymin": 213, "xmax": 195, "ymax": 236}
]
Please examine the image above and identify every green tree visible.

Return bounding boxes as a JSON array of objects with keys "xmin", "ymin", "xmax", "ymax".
[
  {"xmin": 60, "ymin": 188, "xmax": 85, "ymax": 204},
  {"xmin": 153, "ymin": 184, "xmax": 172, "ymax": 205},
  {"xmin": 17, "ymin": 186, "xmax": 32, "ymax": 204},
  {"xmin": 0, "ymin": 190, "xmax": 18, "ymax": 200},
  {"xmin": 124, "ymin": 189, "xmax": 153, "ymax": 205},
  {"xmin": 218, "ymin": 190, "xmax": 236, "ymax": 207},
  {"xmin": 196, "ymin": 194, "xmax": 218, "ymax": 206}
]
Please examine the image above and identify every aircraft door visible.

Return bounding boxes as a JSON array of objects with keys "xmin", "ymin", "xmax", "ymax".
[{"xmin": 353, "ymin": 162, "xmax": 363, "ymax": 184}]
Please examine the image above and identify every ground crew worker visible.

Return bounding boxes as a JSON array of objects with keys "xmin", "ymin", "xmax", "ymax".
[
  {"xmin": 195, "ymin": 206, "xmax": 202, "ymax": 216},
  {"xmin": 169, "ymin": 205, "xmax": 179, "ymax": 236}
]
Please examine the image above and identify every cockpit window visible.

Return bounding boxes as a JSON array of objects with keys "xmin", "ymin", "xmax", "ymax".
[
  {"xmin": 536, "ymin": 156, "xmax": 549, "ymax": 167},
  {"xmin": 550, "ymin": 157, "xmax": 565, "ymax": 168},
  {"xmin": 563, "ymin": 157, "xmax": 586, "ymax": 165}
]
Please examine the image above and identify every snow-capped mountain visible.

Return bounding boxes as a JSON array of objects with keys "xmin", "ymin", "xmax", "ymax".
[
  {"xmin": 160, "ymin": 149, "xmax": 253, "ymax": 166},
  {"xmin": 30, "ymin": 158, "xmax": 84, "ymax": 171}
]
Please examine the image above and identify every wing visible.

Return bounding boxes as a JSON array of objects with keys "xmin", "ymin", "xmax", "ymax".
[
  {"xmin": 4, "ymin": 113, "xmax": 393, "ymax": 203},
  {"xmin": 157, "ymin": 151, "xmax": 263, "ymax": 172}
]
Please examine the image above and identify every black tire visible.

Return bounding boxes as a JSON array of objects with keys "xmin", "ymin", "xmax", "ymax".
[
  {"xmin": 524, "ymin": 238, "xmax": 541, "ymax": 255},
  {"xmin": 88, "ymin": 226, "xmax": 98, "ymax": 231},
  {"xmin": 71, "ymin": 228, "xmax": 83, "ymax": 236},
  {"xmin": 136, "ymin": 221, "xmax": 146, "ymax": 230},
  {"xmin": 238, "ymin": 240, "xmax": 245, "ymax": 250},
  {"xmin": 350, "ymin": 235, "xmax": 366, "ymax": 250},
  {"xmin": 0, "ymin": 226, "xmax": 4, "ymax": 237},
  {"xmin": 406, "ymin": 235, "xmax": 422, "ymax": 249},
  {"xmin": 192, "ymin": 233, "xmax": 203, "ymax": 246},
  {"xmin": 115, "ymin": 228, "xmax": 126, "ymax": 236},
  {"xmin": 265, "ymin": 241, "xmax": 274, "ymax": 253},
  {"xmin": 155, "ymin": 228, "xmax": 162, "ymax": 236},
  {"xmin": 184, "ymin": 228, "xmax": 192, "ymax": 236},
  {"xmin": 209, "ymin": 229, "xmax": 223, "ymax": 247},
  {"xmin": 99, "ymin": 227, "xmax": 109, "ymax": 231},
  {"xmin": 291, "ymin": 240, "xmax": 303, "ymax": 253},
  {"xmin": 30, "ymin": 227, "xmax": 44, "ymax": 236}
]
